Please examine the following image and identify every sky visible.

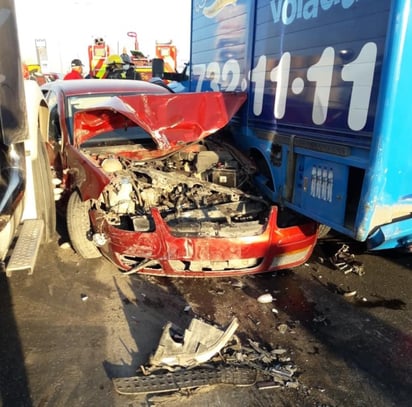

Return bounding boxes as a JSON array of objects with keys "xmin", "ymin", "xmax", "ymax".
[{"xmin": 14, "ymin": 0, "xmax": 192, "ymax": 74}]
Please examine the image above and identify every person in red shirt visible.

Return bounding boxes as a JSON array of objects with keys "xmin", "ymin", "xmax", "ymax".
[{"xmin": 63, "ymin": 59, "xmax": 84, "ymax": 80}]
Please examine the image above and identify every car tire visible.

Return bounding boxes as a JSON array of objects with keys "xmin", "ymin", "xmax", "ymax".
[
  {"xmin": 32, "ymin": 135, "xmax": 56, "ymax": 242},
  {"xmin": 67, "ymin": 191, "xmax": 102, "ymax": 259}
]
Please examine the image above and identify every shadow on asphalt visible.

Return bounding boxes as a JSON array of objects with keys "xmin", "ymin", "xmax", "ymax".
[
  {"xmin": 0, "ymin": 268, "xmax": 32, "ymax": 407},
  {"xmin": 247, "ymin": 235, "xmax": 412, "ymax": 406},
  {"xmin": 102, "ymin": 274, "xmax": 194, "ymax": 381}
]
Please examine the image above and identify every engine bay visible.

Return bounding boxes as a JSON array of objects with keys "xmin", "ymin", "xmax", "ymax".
[{"xmin": 84, "ymin": 135, "xmax": 271, "ymax": 238}]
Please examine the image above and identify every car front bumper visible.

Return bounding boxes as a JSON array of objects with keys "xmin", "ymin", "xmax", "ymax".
[{"xmin": 90, "ymin": 206, "xmax": 318, "ymax": 277}]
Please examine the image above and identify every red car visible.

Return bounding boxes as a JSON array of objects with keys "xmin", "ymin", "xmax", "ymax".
[{"xmin": 42, "ymin": 79, "xmax": 317, "ymax": 277}]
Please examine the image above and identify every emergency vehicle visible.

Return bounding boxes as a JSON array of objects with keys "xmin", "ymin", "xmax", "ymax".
[
  {"xmin": 88, "ymin": 37, "xmax": 178, "ymax": 81},
  {"xmin": 186, "ymin": 0, "xmax": 412, "ymax": 251},
  {"xmin": 0, "ymin": 0, "xmax": 55, "ymax": 274}
]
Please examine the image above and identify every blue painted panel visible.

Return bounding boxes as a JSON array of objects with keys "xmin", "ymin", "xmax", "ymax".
[
  {"xmin": 189, "ymin": 1, "xmax": 412, "ymax": 249},
  {"xmin": 190, "ymin": 0, "xmax": 390, "ymax": 140},
  {"xmin": 190, "ymin": 0, "xmax": 253, "ymax": 92},
  {"xmin": 357, "ymin": 0, "xmax": 412, "ymax": 242}
]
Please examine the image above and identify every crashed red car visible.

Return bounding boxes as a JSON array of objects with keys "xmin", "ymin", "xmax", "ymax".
[{"xmin": 42, "ymin": 79, "xmax": 317, "ymax": 277}]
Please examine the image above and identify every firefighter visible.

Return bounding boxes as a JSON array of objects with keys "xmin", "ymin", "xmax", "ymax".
[
  {"xmin": 125, "ymin": 66, "xmax": 142, "ymax": 80},
  {"xmin": 63, "ymin": 59, "xmax": 84, "ymax": 80},
  {"xmin": 105, "ymin": 55, "xmax": 125, "ymax": 79}
]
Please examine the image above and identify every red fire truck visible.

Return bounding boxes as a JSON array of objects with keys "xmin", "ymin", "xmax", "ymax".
[{"xmin": 87, "ymin": 37, "xmax": 177, "ymax": 81}]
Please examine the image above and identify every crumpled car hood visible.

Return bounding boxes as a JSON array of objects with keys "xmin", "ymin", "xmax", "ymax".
[{"xmin": 73, "ymin": 92, "xmax": 246, "ymax": 151}]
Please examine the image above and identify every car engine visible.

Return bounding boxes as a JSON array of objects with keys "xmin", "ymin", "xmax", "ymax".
[{"xmin": 89, "ymin": 136, "xmax": 270, "ymax": 238}]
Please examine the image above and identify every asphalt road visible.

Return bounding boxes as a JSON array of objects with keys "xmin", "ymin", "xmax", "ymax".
[{"xmin": 0, "ymin": 229, "xmax": 411, "ymax": 407}]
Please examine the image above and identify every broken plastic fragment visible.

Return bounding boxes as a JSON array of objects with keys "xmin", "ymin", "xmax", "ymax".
[
  {"xmin": 257, "ymin": 293, "xmax": 273, "ymax": 303},
  {"xmin": 343, "ymin": 290, "xmax": 357, "ymax": 298},
  {"xmin": 146, "ymin": 318, "xmax": 239, "ymax": 371}
]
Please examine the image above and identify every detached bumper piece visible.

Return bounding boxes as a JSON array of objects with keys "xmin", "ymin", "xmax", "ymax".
[
  {"xmin": 112, "ymin": 318, "xmax": 298, "ymax": 396},
  {"xmin": 113, "ymin": 365, "xmax": 257, "ymax": 395}
]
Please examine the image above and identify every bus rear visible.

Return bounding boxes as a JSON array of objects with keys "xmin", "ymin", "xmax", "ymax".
[{"xmin": 188, "ymin": 0, "xmax": 412, "ymax": 250}]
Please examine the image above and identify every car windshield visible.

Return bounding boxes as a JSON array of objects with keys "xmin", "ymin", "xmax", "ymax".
[{"xmin": 66, "ymin": 94, "xmax": 153, "ymax": 147}]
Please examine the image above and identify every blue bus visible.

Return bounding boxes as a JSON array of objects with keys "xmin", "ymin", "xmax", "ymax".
[{"xmin": 187, "ymin": 0, "xmax": 412, "ymax": 250}]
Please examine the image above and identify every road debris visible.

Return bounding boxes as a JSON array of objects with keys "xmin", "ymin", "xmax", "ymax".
[
  {"xmin": 276, "ymin": 323, "xmax": 289, "ymax": 334},
  {"xmin": 248, "ymin": 314, "xmax": 261, "ymax": 325},
  {"xmin": 312, "ymin": 313, "xmax": 331, "ymax": 326},
  {"xmin": 271, "ymin": 307, "xmax": 279, "ymax": 315},
  {"xmin": 257, "ymin": 293, "xmax": 274, "ymax": 303},
  {"xmin": 343, "ymin": 290, "xmax": 357, "ymax": 298},
  {"xmin": 231, "ymin": 280, "xmax": 245, "ymax": 289},
  {"xmin": 113, "ymin": 317, "xmax": 299, "ymax": 396},
  {"xmin": 329, "ymin": 244, "xmax": 365, "ymax": 275}
]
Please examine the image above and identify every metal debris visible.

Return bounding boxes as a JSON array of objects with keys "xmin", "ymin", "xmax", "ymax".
[
  {"xmin": 113, "ymin": 317, "xmax": 299, "ymax": 396},
  {"xmin": 329, "ymin": 244, "xmax": 365, "ymax": 275},
  {"xmin": 114, "ymin": 365, "xmax": 257, "ymax": 395}
]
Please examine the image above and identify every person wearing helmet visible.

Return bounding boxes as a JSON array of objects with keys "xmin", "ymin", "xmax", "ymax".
[
  {"xmin": 64, "ymin": 59, "xmax": 84, "ymax": 80},
  {"xmin": 105, "ymin": 55, "xmax": 125, "ymax": 79}
]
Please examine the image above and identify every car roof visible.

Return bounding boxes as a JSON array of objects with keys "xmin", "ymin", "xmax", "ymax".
[{"xmin": 41, "ymin": 78, "xmax": 171, "ymax": 97}]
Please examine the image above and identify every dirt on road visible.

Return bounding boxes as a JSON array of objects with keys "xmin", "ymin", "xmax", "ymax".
[{"xmin": 1, "ymin": 231, "xmax": 411, "ymax": 407}]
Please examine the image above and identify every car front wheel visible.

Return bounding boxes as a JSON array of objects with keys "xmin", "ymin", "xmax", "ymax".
[{"xmin": 67, "ymin": 191, "xmax": 102, "ymax": 259}]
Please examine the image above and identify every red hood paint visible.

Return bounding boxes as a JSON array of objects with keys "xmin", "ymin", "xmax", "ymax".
[{"xmin": 73, "ymin": 92, "xmax": 246, "ymax": 149}]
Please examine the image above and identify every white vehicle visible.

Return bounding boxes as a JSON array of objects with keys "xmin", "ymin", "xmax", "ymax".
[{"xmin": 0, "ymin": 0, "xmax": 55, "ymax": 275}]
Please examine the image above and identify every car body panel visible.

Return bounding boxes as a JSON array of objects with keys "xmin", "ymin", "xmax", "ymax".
[
  {"xmin": 42, "ymin": 79, "xmax": 318, "ymax": 276},
  {"xmin": 73, "ymin": 92, "xmax": 247, "ymax": 149},
  {"xmin": 64, "ymin": 144, "xmax": 110, "ymax": 200}
]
